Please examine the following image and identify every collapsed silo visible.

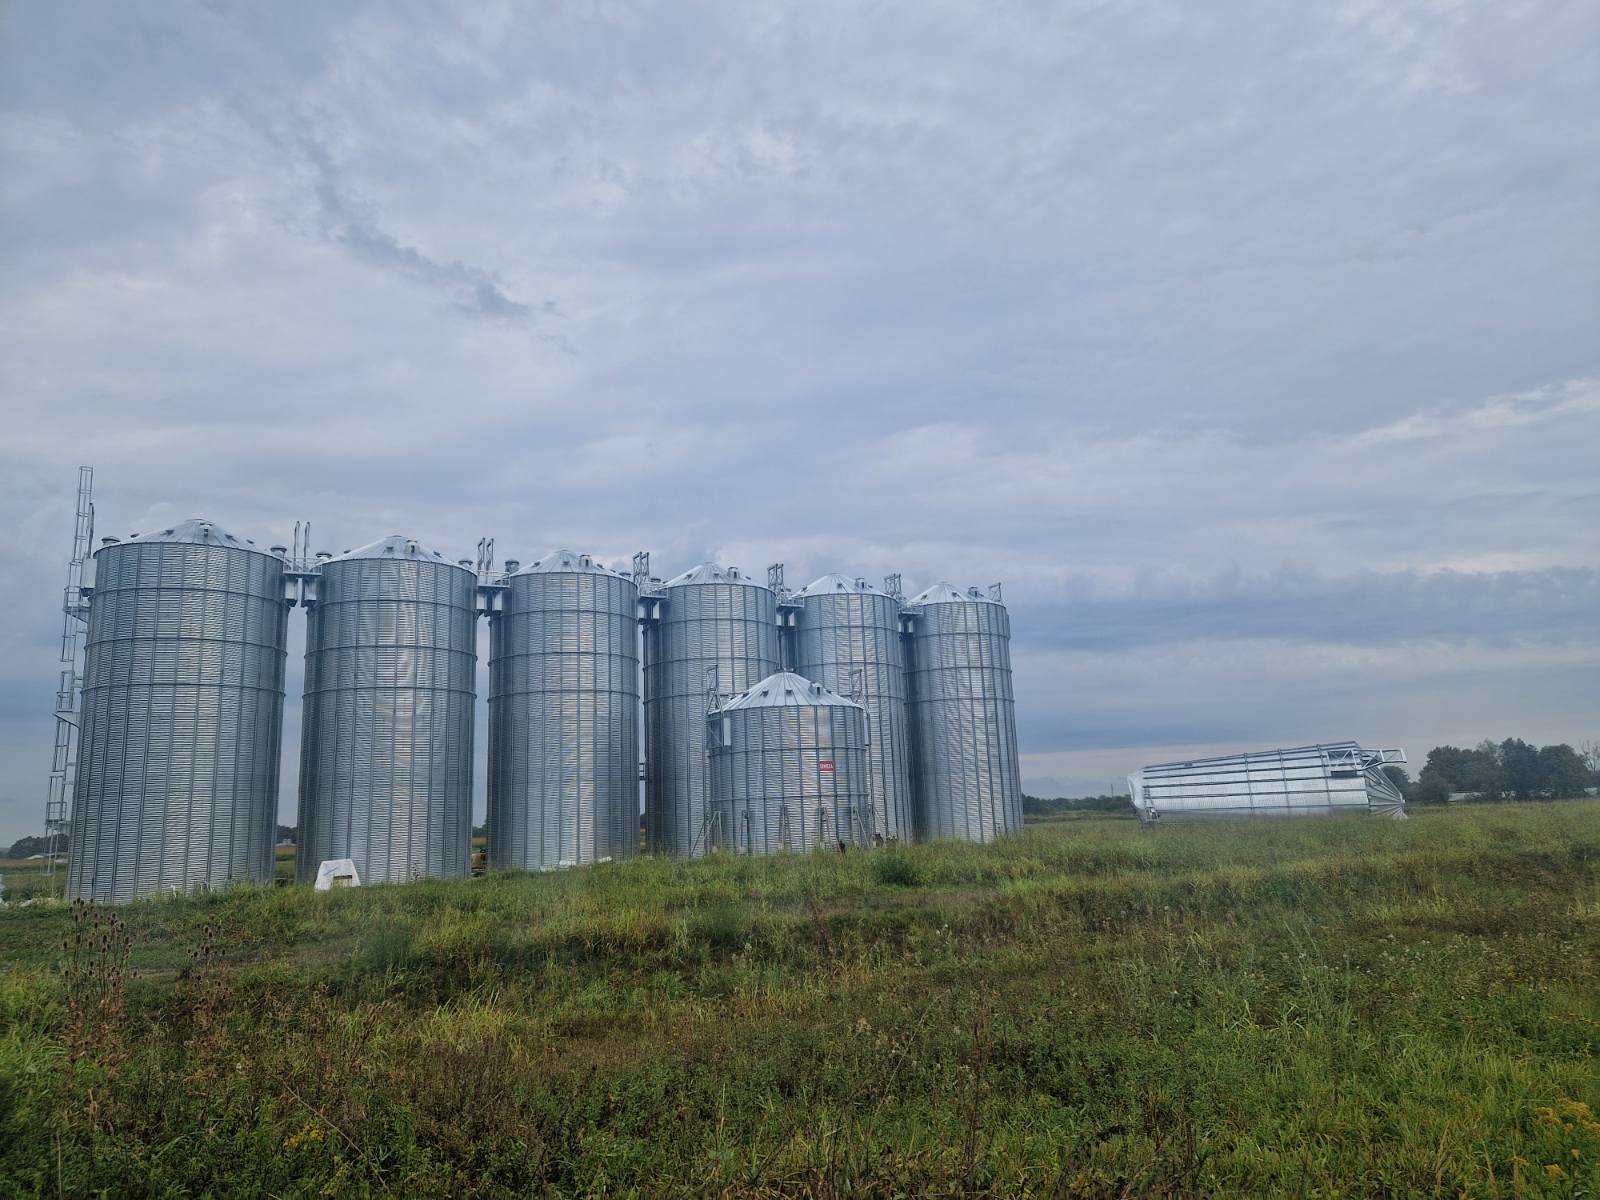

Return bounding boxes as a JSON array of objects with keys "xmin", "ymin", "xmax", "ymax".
[
  {"xmin": 1127, "ymin": 743, "xmax": 1409, "ymax": 823},
  {"xmin": 905, "ymin": 583, "xmax": 1023, "ymax": 843},
  {"xmin": 488, "ymin": 551, "xmax": 640, "ymax": 870},
  {"xmin": 296, "ymin": 536, "xmax": 477, "ymax": 885},
  {"xmin": 792, "ymin": 574, "xmax": 914, "ymax": 841},
  {"xmin": 708, "ymin": 670, "xmax": 872, "ymax": 854},
  {"xmin": 644, "ymin": 563, "xmax": 781, "ymax": 857},
  {"xmin": 67, "ymin": 519, "xmax": 289, "ymax": 903}
]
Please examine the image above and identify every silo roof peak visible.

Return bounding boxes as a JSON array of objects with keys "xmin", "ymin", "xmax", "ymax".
[
  {"xmin": 717, "ymin": 670, "xmax": 862, "ymax": 711},
  {"xmin": 795, "ymin": 572, "xmax": 886, "ymax": 598},
  {"xmin": 908, "ymin": 581, "xmax": 998, "ymax": 606},
  {"xmin": 118, "ymin": 518, "xmax": 266, "ymax": 554},
  {"xmin": 324, "ymin": 535, "xmax": 468, "ymax": 569},
  {"xmin": 663, "ymin": 562, "xmax": 765, "ymax": 588},
  {"xmin": 512, "ymin": 549, "xmax": 624, "ymax": 577}
]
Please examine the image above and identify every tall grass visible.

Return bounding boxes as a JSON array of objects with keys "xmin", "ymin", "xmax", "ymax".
[{"xmin": 1, "ymin": 803, "xmax": 1597, "ymax": 1196}]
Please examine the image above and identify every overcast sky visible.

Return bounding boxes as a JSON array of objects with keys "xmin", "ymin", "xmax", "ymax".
[{"xmin": 2, "ymin": 1, "xmax": 1596, "ymax": 846}]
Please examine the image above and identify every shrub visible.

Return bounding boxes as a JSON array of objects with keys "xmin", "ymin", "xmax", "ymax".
[{"xmin": 870, "ymin": 845, "xmax": 924, "ymax": 887}]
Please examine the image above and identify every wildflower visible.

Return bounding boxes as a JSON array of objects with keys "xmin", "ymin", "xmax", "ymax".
[{"xmin": 1543, "ymin": 1164, "xmax": 1566, "ymax": 1180}]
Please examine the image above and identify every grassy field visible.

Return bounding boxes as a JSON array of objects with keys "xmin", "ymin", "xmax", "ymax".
[{"xmin": 1, "ymin": 804, "xmax": 1597, "ymax": 1197}]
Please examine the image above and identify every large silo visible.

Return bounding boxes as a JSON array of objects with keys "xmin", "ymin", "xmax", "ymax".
[
  {"xmin": 488, "ymin": 550, "xmax": 640, "ymax": 870},
  {"xmin": 905, "ymin": 583, "xmax": 1023, "ymax": 843},
  {"xmin": 67, "ymin": 519, "xmax": 289, "ymax": 903},
  {"xmin": 644, "ymin": 563, "xmax": 781, "ymax": 857},
  {"xmin": 792, "ymin": 574, "xmax": 914, "ymax": 841},
  {"xmin": 296, "ymin": 536, "xmax": 477, "ymax": 885},
  {"xmin": 1127, "ymin": 743, "xmax": 1409, "ymax": 823},
  {"xmin": 708, "ymin": 670, "xmax": 871, "ymax": 854}
]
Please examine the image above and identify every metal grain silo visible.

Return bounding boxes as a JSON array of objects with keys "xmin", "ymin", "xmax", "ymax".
[
  {"xmin": 488, "ymin": 550, "xmax": 639, "ymax": 870},
  {"xmin": 792, "ymin": 574, "xmax": 914, "ymax": 841},
  {"xmin": 1127, "ymin": 743, "xmax": 1408, "ymax": 823},
  {"xmin": 905, "ymin": 583, "xmax": 1023, "ymax": 843},
  {"xmin": 644, "ymin": 563, "xmax": 781, "ymax": 857},
  {"xmin": 708, "ymin": 670, "xmax": 871, "ymax": 854},
  {"xmin": 296, "ymin": 536, "xmax": 477, "ymax": 885},
  {"xmin": 67, "ymin": 519, "xmax": 289, "ymax": 903}
]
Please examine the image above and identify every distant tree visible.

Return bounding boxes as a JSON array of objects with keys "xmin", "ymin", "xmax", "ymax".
[
  {"xmin": 1381, "ymin": 765, "xmax": 1413, "ymax": 801},
  {"xmin": 1537, "ymin": 744, "xmax": 1591, "ymax": 799},
  {"xmin": 275, "ymin": 824, "xmax": 296, "ymax": 844},
  {"xmin": 1419, "ymin": 745, "xmax": 1474, "ymax": 792},
  {"xmin": 6, "ymin": 834, "xmax": 67, "ymax": 859},
  {"xmin": 1499, "ymin": 738, "xmax": 1542, "ymax": 801},
  {"xmin": 1022, "ymin": 793, "xmax": 1135, "ymax": 816},
  {"xmin": 1412, "ymin": 774, "xmax": 1452, "ymax": 805},
  {"xmin": 1462, "ymin": 741, "xmax": 1509, "ymax": 800},
  {"xmin": 1580, "ymin": 739, "xmax": 1600, "ymax": 783}
]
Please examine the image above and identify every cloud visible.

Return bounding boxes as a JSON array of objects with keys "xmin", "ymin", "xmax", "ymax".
[
  {"xmin": 300, "ymin": 137, "xmax": 538, "ymax": 322},
  {"xmin": 0, "ymin": 0, "xmax": 1596, "ymax": 843}
]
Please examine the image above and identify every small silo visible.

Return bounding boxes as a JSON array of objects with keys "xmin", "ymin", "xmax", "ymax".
[
  {"xmin": 67, "ymin": 519, "xmax": 289, "ymax": 903},
  {"xmin": 296, "ymin": 536, "xmax": 477, "ymax": 884},
  {"xmin": 644, "ymin": 563, "xmax": 781, "ymax": 857},
  {"xmin": 708, "ymin": 670, "xmax": 872, "ymax": 854},
  {"xmin": 488, "ymin": 550, "xmax": 640, "ymax": 870},
  {"xmin": 792, "ymin": 574, "xmax": 914, "ymax": 841},
  {"xmin": 905, "ymin": 583, "xmax": 1023, "ymax": 843}
]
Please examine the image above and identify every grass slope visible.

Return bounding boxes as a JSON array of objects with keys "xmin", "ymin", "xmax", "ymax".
[{"xmin": 2, "ymin": 804, "xmax": 1597, "ymax": 1197}]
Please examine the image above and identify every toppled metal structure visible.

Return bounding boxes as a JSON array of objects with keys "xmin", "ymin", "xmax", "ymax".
[{"xmin": 1127, "ymin": 742, "xmax": 1407, "ymax": 824}]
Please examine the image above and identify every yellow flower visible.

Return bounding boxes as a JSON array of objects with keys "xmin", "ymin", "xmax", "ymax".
[{"xmin": 1544, "ymin": 1164, "xmax": 1566, "ymax": 1180}]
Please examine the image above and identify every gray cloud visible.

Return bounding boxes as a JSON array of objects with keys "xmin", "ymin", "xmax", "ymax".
[
  {"xmin": 0, "ymin": 1, "xmax": 1596, "ymax": 842},
  {"xmin": 301, "ymin": 137, "xmax": 538, "ymax": 322}
]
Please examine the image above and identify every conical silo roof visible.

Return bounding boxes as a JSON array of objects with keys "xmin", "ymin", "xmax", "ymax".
[
  {"xmin": 908, "ymin": 582, "xmax": 997, "ymax": 605},
  {"xmin": 794, "ymin": 573, "xmax": 887, "ymax": 598},
  {"xmin": 719, "ymin": 670, "xmax": 862, "ymax": 711},
  {"xmin": 663, "ymin": 562, "xmax": 765, "ymax": 588},
  {"xmin": 118, "ymin": 518, "xmax": 267, "ymax": 553},
  {"xmin": 512, "ymin": 549, "xmax": 627, "ymax": 577},
  {"xmin": 324, "ymin": 535, "xmax": 468, "ymax": 569}
]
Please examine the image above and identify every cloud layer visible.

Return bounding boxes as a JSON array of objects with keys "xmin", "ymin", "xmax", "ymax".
[{"xmin": 1, "ymin": 2, "xmax": 1596, "ymax": 840}]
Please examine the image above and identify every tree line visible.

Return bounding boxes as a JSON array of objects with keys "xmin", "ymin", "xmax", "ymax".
[{"xmin": 1387, "ymin": 737, "xmax": 1598, "ymax": 805}]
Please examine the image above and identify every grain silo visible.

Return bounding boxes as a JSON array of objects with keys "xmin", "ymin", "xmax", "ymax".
[
  {"xmin": 488, "ymin": 550, "xmax": 640, "ymax": 870},
  {"xmin": 792, "ymin": 574, "xmax": 914, "ymax": 841},
  {"xmin": 643, "ymin": 563, "xmax": 781, "ymax": 857},
  {"xmin": 296, "ymin": 536, "xmax": 477, "ymax": 885},
  {"xmin": 67, "ymin": 519, "xmax": 289, "ymax": 903},
  {"xmin": 708, "ymin": 670, "xmax": 871, "ymax": 854},
  {"xmin": 1127, "ymin": 743, "xmax": 1408, "ymax": 823},
  {"xmin": 905, "ymin": 583, "xmax": 1023, "ymax": 843}
]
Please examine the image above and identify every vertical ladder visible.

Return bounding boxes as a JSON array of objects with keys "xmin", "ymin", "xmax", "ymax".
[{"xmin": 44, "ymin": 466, "xmax": 94, "ymax": 878}]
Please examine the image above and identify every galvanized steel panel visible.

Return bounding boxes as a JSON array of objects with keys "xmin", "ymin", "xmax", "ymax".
[
  {"xmin": 792, "ymin": 575, "xmax": 914, "ymax": 841},
  {"xmin": 708, "ymin": 671, "xmax": 871, "ymax": 854},
  {"xmin": 296, "ymin": 538, "xmax": 477, "ymax": 885},
  {"xmin": 645, "ymin": 565, "xmax": 781, "ymax": 857},
  {"xmin": 1127, "ymin": 742, "xmax": 1407, "ymax": 822},
  {"xmin": 488, "ymin": 553, "xmax": 639, "ymax": 870},
  {"xmin": 67, "ymin": 521, "xmax": 288, "ymax": 903},
  {"xmin": 905, "ymin": 584, "xmax": 1023, "ymax": 843}
]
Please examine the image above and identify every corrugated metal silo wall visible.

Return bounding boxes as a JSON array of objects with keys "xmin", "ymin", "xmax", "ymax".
[
  {"xmin": 1131, "ymin": 743, "xmax": 1390, "ymax": 821},
  {"xmin": 709, "ymin": 701, "xmax": 870, "ymax": 854},
  {"xmin": 67, "ymin": 542, "xmax": 288, "ymax": 902},
  {"xmin": 906, "ymin": 599, "xmax": 1023, "ymax": 842},
  {"xmin": 794, "ymin": 591, "xmax": 914, "ymax": 840},
  {"xmin": 645, "ymin": 582, "xmax": 781, "ymax": 856},
  {"xmin": 296, "ymin": 558, "xmax": 477, "ymax": 883},
  {"xmin": 488, "ymin": 569, "xmax": 640, "ymax": 869}
]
